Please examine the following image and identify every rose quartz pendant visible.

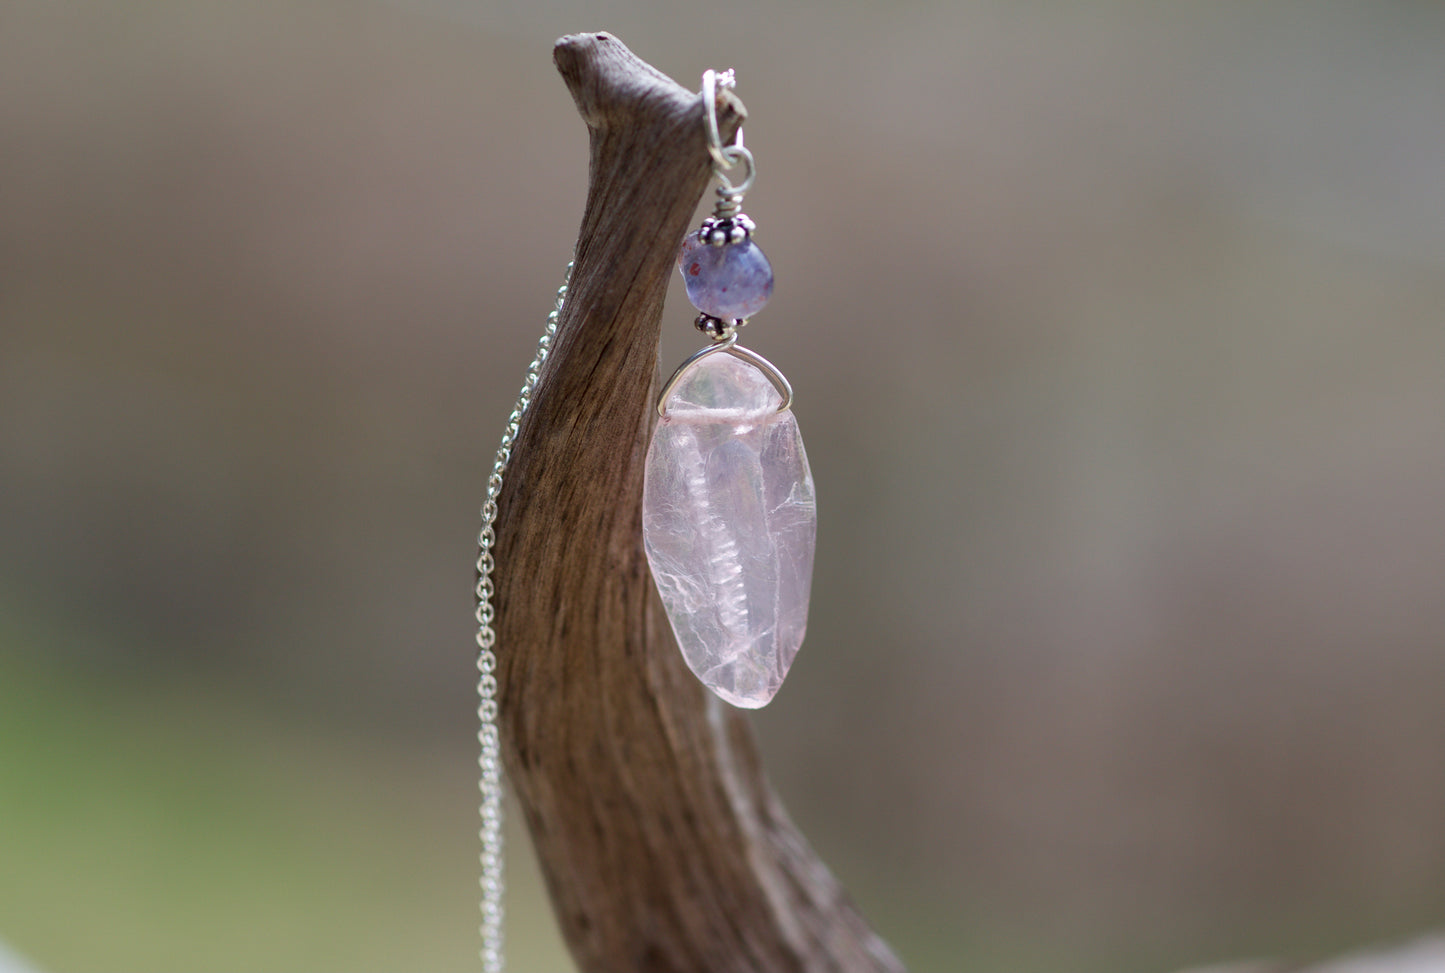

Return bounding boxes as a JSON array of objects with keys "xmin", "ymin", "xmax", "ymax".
[{"xmin": 643, "ymin": 352, "xmax": 816, "ymax": 708}]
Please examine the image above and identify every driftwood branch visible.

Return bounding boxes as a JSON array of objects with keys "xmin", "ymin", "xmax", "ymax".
[{"xmin": 493, "ymin": 32, "xmax": 904, "ymax": 973}]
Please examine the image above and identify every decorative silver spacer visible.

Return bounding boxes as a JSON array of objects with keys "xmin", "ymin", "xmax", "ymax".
[
  {"xmin": 698, "ymin": 212, "xmax": 756, "ymax": 246},
  {"xmin": 695, "ymin": 313, "xmax": 744, "ymax": 340}
]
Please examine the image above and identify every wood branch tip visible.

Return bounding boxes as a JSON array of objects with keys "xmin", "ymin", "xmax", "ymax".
[
  {"xmin": 551, "ymin": 30, "xmax": 618, "ymax": 71},
  {"xmin": 552, "ymin": 31, "xmax": 745, "ymax": 135}
]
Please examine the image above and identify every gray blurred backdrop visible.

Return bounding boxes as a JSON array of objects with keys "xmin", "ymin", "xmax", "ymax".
[{"xmin": 2, "ymin": 2, "xmax": 1443, "ymax": 971}]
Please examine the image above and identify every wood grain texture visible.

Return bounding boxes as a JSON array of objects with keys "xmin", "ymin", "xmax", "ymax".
[{"xmin": 491, "ymin": 32, "xmax": 905, "ymax": 973}]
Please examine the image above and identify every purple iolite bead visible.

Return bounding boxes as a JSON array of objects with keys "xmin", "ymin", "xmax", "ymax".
[{"xmin": 678, "ymin": 232, "xmax": 774, "ymax": 321}]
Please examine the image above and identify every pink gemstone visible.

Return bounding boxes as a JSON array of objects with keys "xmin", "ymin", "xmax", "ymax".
[{"xmin": 643, "ymin": 352, "xmax": 816, "ymax": 708}]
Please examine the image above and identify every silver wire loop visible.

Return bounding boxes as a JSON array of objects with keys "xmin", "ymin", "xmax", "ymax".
[
  {"xmin": 700, "ymin": 68, "xmax": 732, "ymax": 169},
  {"xmin": 656, "ymin": 332, "xmax": 795, "ymax": 417},
  {"xmin": 702, "ymin": 69, "xmax": 756, "ymax": 197}
]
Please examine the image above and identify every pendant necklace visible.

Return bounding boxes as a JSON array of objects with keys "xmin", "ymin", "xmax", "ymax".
[
  {"xmin": 643, "ymin": 69, "xmax": 817, "ymax": 709},
  {"xmin": 474, "ymin": 67, "xmax": 814, "ymax": 972}
]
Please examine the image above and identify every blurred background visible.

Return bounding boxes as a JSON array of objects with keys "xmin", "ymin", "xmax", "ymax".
[{"xmin": 2, "ymin": 2, "xmax": 1443, "ymax": 971}]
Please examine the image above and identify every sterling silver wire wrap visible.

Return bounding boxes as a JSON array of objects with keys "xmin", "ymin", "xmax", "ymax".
[
  {"xmin": 475, "ymin": 260, "xmax": 572, "ymax": 973},
  {"xmin": 656, "ymin": 70, "xmax": 789, "ymax": 417},
  {"xmin": 701, "ymin": 68, "xmax": 755, "ymax": 208},
  {"xmin": 656, "ymin": 332, "xmax": 793, "ymax": 416}
]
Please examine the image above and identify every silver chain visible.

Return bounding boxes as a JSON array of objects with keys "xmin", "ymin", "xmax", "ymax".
[{"xmin": 475, "ymin": 259, "xmax": 573, "ymax": 973}]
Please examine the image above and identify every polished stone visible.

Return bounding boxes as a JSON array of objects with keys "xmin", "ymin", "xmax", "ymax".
[
  {"xmin": 643, "ymin": 352, "xmax": 815, "ymax": 708},
  {"xmin": 678, "ymin": 233, "xmax": 774, "ymax": 321}
]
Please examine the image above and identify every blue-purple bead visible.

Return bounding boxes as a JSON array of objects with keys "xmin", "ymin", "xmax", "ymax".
[{"xmin": 678, "ymin": 232, "xmax": 774, "ymax": 321}]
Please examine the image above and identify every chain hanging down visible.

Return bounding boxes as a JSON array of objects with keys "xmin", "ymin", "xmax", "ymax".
[{"xmin": 474, "ymin": 260, "xmax": 573, "ymax": 973}]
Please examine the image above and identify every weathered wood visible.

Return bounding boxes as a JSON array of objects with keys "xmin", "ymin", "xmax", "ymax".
[{"xmin": 493, "ymin": 31, "xmax": 905, "ymax": 973}]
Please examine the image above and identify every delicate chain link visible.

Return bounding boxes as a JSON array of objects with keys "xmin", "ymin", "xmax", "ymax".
[{"xmin": 475, "ymin": 259, "xmax": 573, "ymax": 973}]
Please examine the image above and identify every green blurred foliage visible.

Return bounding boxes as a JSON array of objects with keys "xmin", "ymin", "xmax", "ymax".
[{"xmin": 0, "ymin": 611, "xmax": 574, "ymax": 972}]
